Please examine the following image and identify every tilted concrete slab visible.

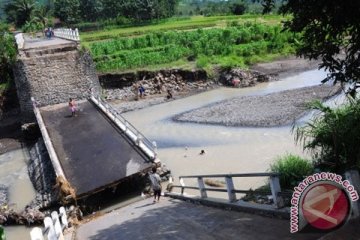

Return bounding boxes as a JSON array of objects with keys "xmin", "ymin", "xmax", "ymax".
[{"xmin": 40, "ymin": 100, "xmax": 153, "ymax": 197}]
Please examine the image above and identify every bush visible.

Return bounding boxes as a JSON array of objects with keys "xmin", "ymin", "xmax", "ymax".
[
  {"xmin": 270, "ymin": 154, "xmax": 314, "ymax": 190},
  {"xmin": 0, "ymin": 225, "xmax": 4, "ymax": 240},
  {"xmin": 196, "ymin": 55, "xmax": 209, "ymax": 68},
  {"xmin": 295, "ymin": 99, "xmax": 360, "ymax": 173}
]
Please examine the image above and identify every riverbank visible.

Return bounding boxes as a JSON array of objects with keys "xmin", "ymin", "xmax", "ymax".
[{"xmin": 109, "ymin": 56, "xmax": 325, "ymax": 114}]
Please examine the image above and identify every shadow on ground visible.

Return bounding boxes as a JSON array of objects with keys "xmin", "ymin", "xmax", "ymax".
[{"xmin": 77, "ymin": 198, "xmax": 323, "ymax": 240}]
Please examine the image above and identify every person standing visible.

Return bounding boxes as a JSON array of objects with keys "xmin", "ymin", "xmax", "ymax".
[
  {"xmin": 138, "ymin": 85, "xmax": 145, "ymax": 98},
  {"xmin": 68, "ymin": 98, "xmax": 77, "ymax": 117},
  {"xmin": 149, "ymin": 167, "xmax": 161, "ymax": 203}
]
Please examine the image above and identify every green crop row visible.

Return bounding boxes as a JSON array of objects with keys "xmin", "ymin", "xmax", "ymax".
[
  {"xmin": 95, "ymin": 45, "xmax": 190, "ymax": 71},
  {"xmin": 89, "ymin": 22, "xmax": 299, "ymax": 72}
]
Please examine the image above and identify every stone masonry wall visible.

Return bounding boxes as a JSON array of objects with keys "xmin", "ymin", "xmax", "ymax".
[{"xmin": 13, "ymin": 47, "xmax": 101, "ymax": 122}]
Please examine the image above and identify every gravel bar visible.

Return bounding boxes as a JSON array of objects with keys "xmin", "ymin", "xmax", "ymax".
[{"xmin": 174, "ymin": 85, "xmax": 341, "ymax": 127}]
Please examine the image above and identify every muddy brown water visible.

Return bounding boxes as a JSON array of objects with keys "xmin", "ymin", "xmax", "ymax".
[
  {"xmin": 0, "ymin": 149, "xmax": 36, "ymax": 240},
  {"xmin": 2, "ymin": 68, "xmax": 347, "ymax": 238},
  {"xmin": 119, "ymin": 69, "xmax": 345, "ymax": 197}
]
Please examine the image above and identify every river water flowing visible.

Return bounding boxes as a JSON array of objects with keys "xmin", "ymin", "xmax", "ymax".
[{"xmin": 119, "ymin": 69, "xmax": 343, "ymax": 195}]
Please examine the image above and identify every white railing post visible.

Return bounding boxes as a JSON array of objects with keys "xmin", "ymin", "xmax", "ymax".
[
  {"xmin": 197, "ymin": 177, "xmax": 207, "ymax": 198},
  {"xmin": 59, "ymin": 207, "xmax": 69, "ymax": 229},
  {"xmin": 30, "ymin": 227, "xmax": 44, "ymax": 240},
  {"xmin": 15, "ymin": 33, "xmax": 25, "ymax": 49},
  {"xmin": 180, "ymin": 178, "xmax": 185, "ymax": 195},
  {"xmin": 51, "ymin": 211, "xmax": 64, "ymax": 240},
  {"xmin": 269, "ymin": 175, "xmax": 283, "ymax": 208},
  {"xmin": 75, "ymin": 28, "xmax": 79, "ymax": 41},
  {"xmin": 225, "ymin": 176, "xmax": 236, "ymax": 202},
  {"xmin": 136, "ymin": 134, "xmax": 143, "ymax": 146},
  {"xmin": 152, "ymin": 141, "xmax": 157, "ymax": 158},
  {"xmin": 44, "ymin": 217, "xmax": 56, "ymax": 240}
]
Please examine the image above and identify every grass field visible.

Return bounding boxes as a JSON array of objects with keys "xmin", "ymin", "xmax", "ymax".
[
  {"xmin": 81, "ymin": 14, "xmax": 286, "ymax": 43},
  {"xmin": 81, "ymin": 14, "xmax": 295, "ymax": 73}
]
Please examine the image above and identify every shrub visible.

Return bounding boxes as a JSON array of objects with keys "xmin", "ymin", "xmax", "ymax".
[
  {"xmin": 295, "ymin": 99, "xmax": 360, "ymax": 173},
  {"xmin": 196, "ymin": 55, "xmax": 209, "ymax": 68},
  {"xmin": 270, "ymin": 154, "xmax": 314, "ymax": 190},
  {"xmin": 0, "ymin": 225, "xmax": 4, "ymax": 240}
]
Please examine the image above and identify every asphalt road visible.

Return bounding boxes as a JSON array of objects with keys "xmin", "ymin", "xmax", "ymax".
[
  {"xmin": 76, "ymin": 197, "xmax": 323, "ymax": 240},
  {"xmin": 40, "ymin": 100, "xmax": 152, "ymax": 196}
]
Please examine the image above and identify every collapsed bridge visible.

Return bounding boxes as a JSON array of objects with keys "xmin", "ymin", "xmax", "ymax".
[{"xmin": 13, "ymin": 32, "xmax": 158, "ymax": 199}]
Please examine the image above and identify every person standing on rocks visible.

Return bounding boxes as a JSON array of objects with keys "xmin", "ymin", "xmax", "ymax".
[
  {"xmin": 68, "ymin": 98, "xmax": 77, "ymax": 117},
  {"xmin": 166, "ymin": 89, "xmax": 173, "ymax": 99},
  {"xmin": 138, "ymin": 85, "xmax": 145, "ymax": 98},
  {"xmin": 149, "ymin": 167, "xmax": 162, "ymax": 203}
]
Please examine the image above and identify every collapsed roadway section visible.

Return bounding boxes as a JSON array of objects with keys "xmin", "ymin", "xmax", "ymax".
[{"xmin": 33, "ymin": 96, "xmax": 158, "ymax": 199}]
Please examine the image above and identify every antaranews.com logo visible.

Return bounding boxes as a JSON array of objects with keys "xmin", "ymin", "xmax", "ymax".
[{"xmin": 290, "ymin": 172, "xmax": 359, "ymax": 233}]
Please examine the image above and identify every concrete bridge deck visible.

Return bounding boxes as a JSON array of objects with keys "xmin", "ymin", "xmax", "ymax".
[
  {"xmin": 23, "ymin": 37, "xmax": 74, "ymax": 50},
  {"xmin": 76, "ymin": 197, "xmax": 324, "ymax": 240},
  {"xmin": 39, "ymin": 100, "xmax": 153, "ymax": 197}
]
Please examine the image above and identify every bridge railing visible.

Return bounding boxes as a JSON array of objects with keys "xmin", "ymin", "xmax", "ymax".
[
  {"xmin": 30, "ymin": 206, "xmax": 69, "ymax": 240},
  {"xmin": 53, "ymin": 28, "xmax": 80, "ymax": 41},
  {"xmin": 90, "ymin": 96, "xmax": 158, "ymax": 161},
  {"xmin": 172, "ymin": 172, "xmax": 283, "ymax": 208}
]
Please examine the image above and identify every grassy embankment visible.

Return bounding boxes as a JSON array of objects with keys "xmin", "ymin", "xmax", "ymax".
[{"xmin": 81, "ymin": 14, "xmax": 296, "ymax": 74}]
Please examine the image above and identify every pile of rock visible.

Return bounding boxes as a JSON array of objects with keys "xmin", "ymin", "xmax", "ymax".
[
  {"xmin": 103, "ymin": 72, "xmax": 215, "ymax": 101},
  {"xmin": 0, "ymin": 185, "xmax": 7, "ymax": 207},
  {"xmin": 219, "ymin": 68, "xmax": 274, "ymax": 87},
  {"xmin": 0, "ymin": 206, "xmax": 45, "ymax": 226}
]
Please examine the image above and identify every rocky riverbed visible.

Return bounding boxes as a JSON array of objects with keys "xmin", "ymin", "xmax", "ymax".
[{"xmin": 174, "ymin": 85, "xmax": 341, "ymax": 127}]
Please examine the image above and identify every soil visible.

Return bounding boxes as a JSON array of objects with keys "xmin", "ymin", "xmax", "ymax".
[{"xmin": 250, "ymin": 56, "xmax": 322, "ymax": 78}]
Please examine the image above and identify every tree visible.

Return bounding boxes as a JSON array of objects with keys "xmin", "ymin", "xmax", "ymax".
[
  {"xmin": 79, "ymin": 0, "xmax": 103, "ymax": 22},
  {"xmin": 0, "ymin": 22, "xmax": 16, "ymax": 88},
  {"xmin": 54, "ymin": 0, "xmax": 80, "ymax": 24},
  {"xmin": 100, "ymin": 0, "xmax": 125, "ymax": 19},
  {"xmin": 4, "ymin": 0, "xmax": 36, "ymax": 27},
  {"xmin": 33, "ymin": 5, "xmax": 53, "ymax": 28},
  {"xmin": 261, "ymin": 0, "xmax": 360, "ymax": 96},
  {"xmin": 231, "ymin": 2, "xmax": 246, "ymax": 15}
]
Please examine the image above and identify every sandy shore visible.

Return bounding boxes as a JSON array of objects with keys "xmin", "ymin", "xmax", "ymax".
[
  {"xmin": 250, "ymin": 56, "xmax": 321, "ymax": 78},
  {"xmin": 174, "ymin": 85, "xmax": 340, "ymax": 127}
]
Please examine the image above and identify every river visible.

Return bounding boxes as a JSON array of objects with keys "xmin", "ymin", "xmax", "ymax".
[{"xmin": 120, "ymin": 69, "xmax": 343, "ymax": 196}]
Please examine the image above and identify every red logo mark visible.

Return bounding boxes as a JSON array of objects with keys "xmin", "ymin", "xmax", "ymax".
[{"xmin": 301, "ymin": 184, "xmax": 349, "ymax": 230}]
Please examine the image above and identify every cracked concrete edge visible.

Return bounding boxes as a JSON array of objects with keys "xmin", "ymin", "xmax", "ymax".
[{"xmin": 165, "ymin": 192, "xmax": 290, "ymax": 219}]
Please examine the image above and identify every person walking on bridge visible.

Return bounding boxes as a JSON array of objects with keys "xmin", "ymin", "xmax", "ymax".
[
  {"xmin": 149, "ymin": 167, "xmax": 162, "ymax": 203},
  {"xmin": 69, "ymin": 98, "xmax": 77, "ymax": 117}
]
